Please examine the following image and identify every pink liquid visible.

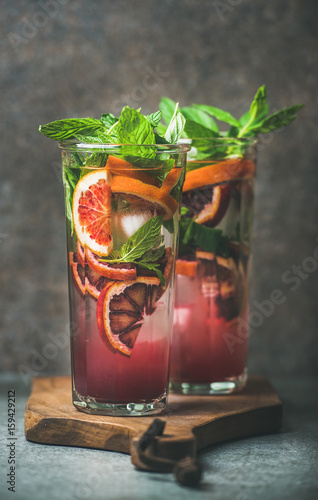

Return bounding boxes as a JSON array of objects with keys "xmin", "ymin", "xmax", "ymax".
[
  {"xmin": 170, "ymin": 274, "xmax": 248, "ymax": 384},
  {"xmin": 69, "ymin": 279, "xmax": 171, "ymax": 404}
]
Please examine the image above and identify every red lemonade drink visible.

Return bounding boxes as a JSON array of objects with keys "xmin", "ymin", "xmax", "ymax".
[
  {"xmin": 62, "ymin": 144, "xmax": 187, "ymax": 415},
  {"xmin": 170, "ymin": 139, "xmax": 256, "ymax": 394}
]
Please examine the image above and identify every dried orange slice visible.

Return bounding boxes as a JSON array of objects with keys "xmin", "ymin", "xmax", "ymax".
[
  {"xmin": 176, "ymin": 260, "xmax": 198, "ymax": 277},
  {"xmin": 195, "ymin": 184, "xmax": 231, "ymax": 227},
  {"xmin": 106, "ymin": 155, "xmax": 160, "ymax": 187},
  {"xmin": 73, "ymin": 170, "xmax": 113, "ymax": 256},
  {"xmin": 97, "ymin": 276, "xmax": 161, "ymax": 356},
  {"xmin": 111, "ymin": 175, "xmax": 177, "ymax": 220},
  {"xmin": 85, "ymin": 247, "xmax": 137, "ymax": 281},
  {"xmin": 183, "ymin": 159, "xmax": 255, "ymax": 192}
]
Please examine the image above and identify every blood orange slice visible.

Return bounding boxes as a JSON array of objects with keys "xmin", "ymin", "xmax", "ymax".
[
  {"xmin": 73, "ymin": 170, "xmax": 113, "ymax": 256},
  {"xmin": 111, "ymin": 175, "xmax": 177, "ymax": 220},
  {"xmin": 195, "ymin": 184, "xmax": 231, "ymax": 227},
  {"xmin": 85, "ymin": 267, "xmax": 110, "ymax": 300},
  {"xmin": 96, "ymin": 276, "xmax": 161, "ymax": 356},
  {"xmin": 69, "ymin": 251, "xmax": 110, "ymax": 300},
  {"xmin": 85, "ymin": 247, "xmax": 137, "ymax": 280}
]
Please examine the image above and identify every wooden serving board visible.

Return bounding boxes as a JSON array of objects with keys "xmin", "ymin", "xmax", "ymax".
[{"xmin": 25, "ymin": 376, "xmax": 282, "ymax": 469}]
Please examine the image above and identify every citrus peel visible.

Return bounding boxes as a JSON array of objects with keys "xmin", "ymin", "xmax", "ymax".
[
  {"xmin": 183, "ymin": 159, "xmax": 255, "ymax": 192},
  {"xmin": 106, "ymin": 155, "xmax": 159, "ymax": 187}
]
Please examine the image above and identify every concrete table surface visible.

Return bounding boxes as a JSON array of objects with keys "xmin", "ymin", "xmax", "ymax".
[{"xmin": 0, "ymin": 375, "xmax": 317, "ymax": 500}]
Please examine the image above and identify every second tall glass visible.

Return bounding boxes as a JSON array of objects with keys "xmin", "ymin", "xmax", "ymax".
[{"xmin": 170, "ymin": 138, "xmax": 256, "ymax": 395}]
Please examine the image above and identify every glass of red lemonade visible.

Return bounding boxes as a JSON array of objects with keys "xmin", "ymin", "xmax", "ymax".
[
  {"xmin": 170, "ymin": 138, "xmax": 257, "ymax": 394},
  {"xmin": 60, "ymin": 142, "xmax": 189, "ymax": 415}
]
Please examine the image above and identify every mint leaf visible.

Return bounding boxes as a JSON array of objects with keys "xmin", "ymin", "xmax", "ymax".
[
  {"xmin": 184, "ymin": 119, "xmax": 218, "ymax": 139},
  {"xmin": 100, "ymin": 113, "xmax": 118, "ymax": 130},
  {"xmin": 118, "ymin": 215, "xmax": 163, "ymax": 262},
  {"xmin": 140, "ymin": 244, "xmax": 165, "ymax": 263},
  {"xmin": 99, "ymin": 217, "xmax": 166, "ymax": 284},
  {"xmin": 83, "ymin": 152, "xmax": 108, "ymax": 168},
  {"xmin": 249, "ymin": 85, "xmax": 268, "ymax": 121},
  {"xmin": 137, "ymin": 262, "xmax": 166, "ymax": 285},
  {"xmin": 155, "ymin": 122, "xmax": 168, "ymax": 136},
  {"xmin": 163, "ymin": 218, "xmax": 174, "ymax": 234},
  {"xmin": 75, "ymin": 132, "xmax": 111, "ymax": 144},
  {"xmin": 238, "ymin": 110, "xmax": 251, "ymax": 127},
  {"xmin": 117, "ymin": 107, "xmax": 156, "ymax": 158},
  {"xmin": 165, "ymin": 103, "xmax": 186, "ymax": 143},
  {"xmin": 179, "ymin": 216, "xmax": 229, "ymax": 256},
  {"xmin": 146, "ymin": 110, "xmax": 162, "ymax": 127},
  {"xmin": 39, "ymin": 118, "xmax": 106, "ymax": 141},
  {"xmin": 248, "ymin": 104, "xmax": 304, "ymax": 134},
  {"xmin": 182, "ymin": 106, "xmax": 219, "ymax": 132},
  {"xmin": 192, "ymin": 104, "xmax": 239, "ymax": 128},
  {"xmin": 159, "ymin": 97, "xmax": 177, "ymax": 126},
  {"xmin": 238, "ymin": 85, "xmax": 269, "ymax": 137}
]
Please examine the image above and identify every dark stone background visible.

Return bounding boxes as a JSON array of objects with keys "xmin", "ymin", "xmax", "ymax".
[{"xmin": 1, "ymin": 0, "xmax": 317, "ymax": 379}]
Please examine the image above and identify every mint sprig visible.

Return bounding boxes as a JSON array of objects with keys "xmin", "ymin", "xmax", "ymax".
[
  {"xmin": 100, "ymin": 216, "xmax": 166, "ymax": 285},
  {"xmin": 159, "ymin": 85, "xmax": 303, "ymax": 143},
  {"xmin": 39, "ymin": 118, "xmax": 108, "ymax": 142},
  {"xmin": 39, "ymin": 104, "xmax": 185, "ymax": 149}
]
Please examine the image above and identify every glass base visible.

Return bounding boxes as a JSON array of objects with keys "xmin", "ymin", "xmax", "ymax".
[
  {"xmin": 72, "ymin": 389, "xmax": 167, "ymax": 416},
  {"xmin": 169, "ymin": 368, "xmax": 248, "ymax": 395}
]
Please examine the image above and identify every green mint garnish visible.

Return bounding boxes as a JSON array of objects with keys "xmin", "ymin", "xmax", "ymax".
[
  {"xmin": 39, "ymin": 118, "xmax": 108, "ymax": 142},
  {"xmin": 39, "ymin": 104, "xmax": 185, "ymax": 149},
  {"xmin": 164, "ymin": 103, "xmax": 186, "ymax": 144},
  {"xmin": 100, "ymin": 216, "xmax": 166, "ymax": 285},
  {"xmin": 159, "ymin": 85, "xmax": 303, "ymax": 143},
  {"xmin": 116, "ymin": 106, "xmax": 156, "ymax": 159}
]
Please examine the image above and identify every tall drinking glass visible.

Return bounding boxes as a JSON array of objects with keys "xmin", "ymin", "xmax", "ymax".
[
  {"xmin": 170, "ymin": 138, "xmax": 256, "ymax": 395},
  {"xmin": 59, "ymin": 143, "xmax": 189, "ymax": 415}
]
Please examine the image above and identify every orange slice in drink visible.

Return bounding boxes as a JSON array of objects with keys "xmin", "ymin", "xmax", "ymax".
[
  {"xmin": 106, "ymin": 155, "xmax": 160, "ymax": 187},
  {"xmin": 85, "ymin": 247, "xmax": 137, "ymax": 281},
  {"xmin": 69, "ymin": 251, "xmax": 110, "ymax": 300},
  {"xmin": 96, "ymin": 276, "xmax": 161, "ymax": 357},
  {"xmin": 183, "ymin": 159, "xmax": 255, "ymax": 192},
  {"xmin": 195, "ymin": 184, "xmax": 231, "ymax": 226},
  {"xmin": 111, "ymin": 175, "xmax": 177, "ymax": 220},
  {"xmin": 73, "ymin": 170, "xmax": 113, "ymax": 256},
  {"xmin": 176, "ymin": 260, "xmax": 198, "ymax": 277}
]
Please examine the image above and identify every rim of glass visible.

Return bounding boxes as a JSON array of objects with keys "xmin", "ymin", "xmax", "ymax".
[
  {"xmin": 58, "ymin": 141, "xmax": 191, "ymax": 153},
  {"xmin": 178, "ymin": 137, "xmax": 258, "ymax": 146}
]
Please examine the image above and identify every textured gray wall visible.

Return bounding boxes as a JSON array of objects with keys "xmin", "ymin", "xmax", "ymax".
[{"xmin": 1, "ymin": 0, "xmax": 317, "ymax": 379}]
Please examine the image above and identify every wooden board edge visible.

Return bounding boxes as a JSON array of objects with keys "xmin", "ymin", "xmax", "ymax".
[
  {"xmin": 24, "ymin": 409, "xmax": 133, "ymax": 454},
  {"xmin": 194, "ymin": 403, "xmax": 283, "ymax": 450}
]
